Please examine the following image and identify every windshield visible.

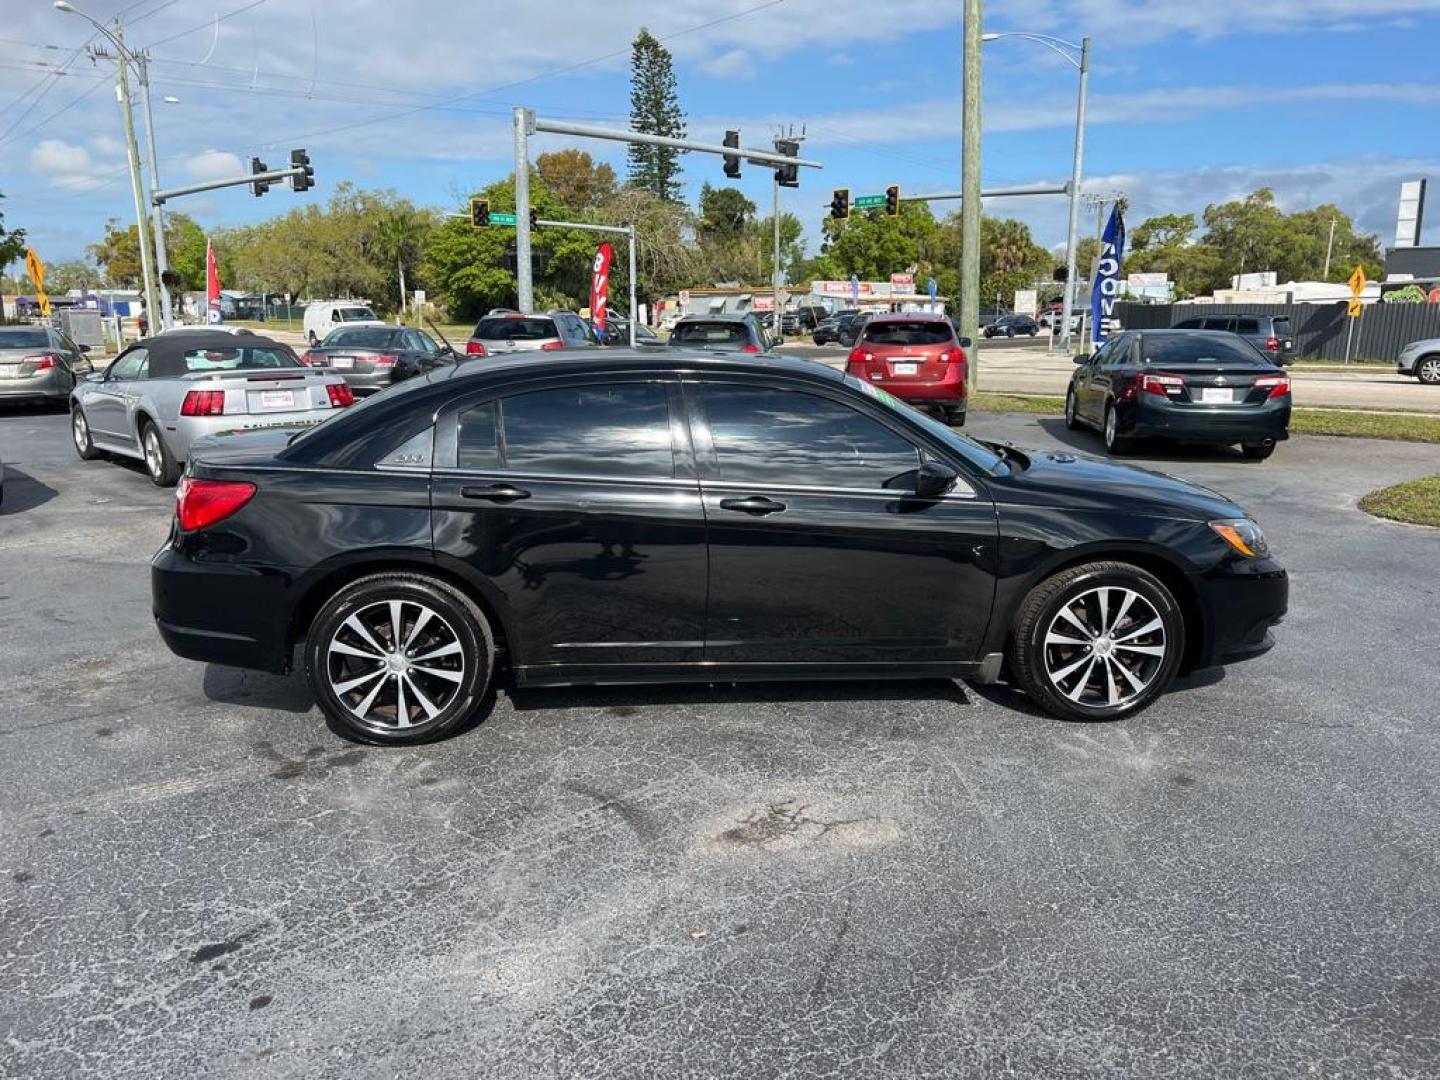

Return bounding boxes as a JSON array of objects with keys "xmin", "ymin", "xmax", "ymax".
[
  {"xmin": 670, "ymin": 321, "xmax": 749, "ymax": 346},
  {"xmin": 473, "ymin": 317, "xmax": 558, "ymax": 341},
  {"xmin": 0, "ymin": 328, "xmax": 50, "ymax": 348},
  {"xmin": 863, "ymin": 321, "xmax": 953, "ymax": 346},
  {"xmin": 323, "ymin": 327, "xmax": 400, "ymax": 348},
  {"xmin": 845, "ymin": 375, "xmax": 1003, "ymax": 472},
  {"xmin": 337, "ymin": 307, "xmax": 378, "ymax": 322},
  {"xmin": 1142, "ymin": 335, "xmax": 1269, "ymax": 365}
]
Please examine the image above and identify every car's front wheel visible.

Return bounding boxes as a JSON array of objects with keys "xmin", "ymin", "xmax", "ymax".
[
  {"xmin": 71, "ymin": 405, "xmax": 104, "ymax": 460},
  {"xmin": 1008, "ymin": 561, "xmax": 1185, "ymax": 722},
  {"xmin": 305, "ymin": 573, "xmax": 495, "ymax": 745},
  {"xmin": 1417, "ymin": 355, "xmax": 1440, "ymax": 385}
]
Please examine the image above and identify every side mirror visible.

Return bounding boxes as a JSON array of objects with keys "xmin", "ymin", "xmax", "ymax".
[
  {"xmin": 958, "ymin": 337, "xmax": 972, "ymax": 348},
  {"xmin": 78, "ymin": 343, "xmax": 92, "ymax": 353},
  {"xmin": 83, "ymin": 370, "xmax": 104, "ymax": 383},
  {"xmin": 1073, "ymin": 354, "xmax": 1087, "ymax": 364},
  {"xmin": 914, "ymin": 460, "xmax": 958, "ymax": 499}
]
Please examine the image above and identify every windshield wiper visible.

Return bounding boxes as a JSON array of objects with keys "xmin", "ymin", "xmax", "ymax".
[{"xmin": 978, "ymin": 438, "xmax": 1030, "ymax": 468}]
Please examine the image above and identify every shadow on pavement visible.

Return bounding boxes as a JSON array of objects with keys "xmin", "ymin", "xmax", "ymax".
[
  {"xmin": 507, "ymin": 677, "xmax": 973, "ymax": 714},
  {"xmin": 203, "ymin": 665, "xmax": 315, "ymax": 713},
  {"xmin": 1033, "ymin": 417, "xmax": 1256, "ymax": 464},
  {"xmin": 0, "ymin": 466, "xmax": 58, "ymax": 516}
]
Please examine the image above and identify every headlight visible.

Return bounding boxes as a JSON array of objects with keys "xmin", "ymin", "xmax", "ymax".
[{"xmin": 1209, "ymin": 518, "xmax": 1269, "ymax": 558}]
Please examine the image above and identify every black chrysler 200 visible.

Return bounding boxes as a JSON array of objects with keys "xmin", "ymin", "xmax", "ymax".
[{"xmin": 152, "ymin": 351, "xmax": 1287, "ymax": 744}]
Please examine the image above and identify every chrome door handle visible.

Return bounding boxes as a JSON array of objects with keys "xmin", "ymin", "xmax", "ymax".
[
  {"xmin": 461, "ymin": 484, "xmax": 531, "ymax": 502},
  {"xmin": 718, "ymin": 495, "xmax": 786, "ymax": 515}
]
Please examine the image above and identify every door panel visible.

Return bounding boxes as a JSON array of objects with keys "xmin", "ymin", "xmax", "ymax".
[
  {"xmin": 689, "ymin": 381, "xmax": 998, "ymax": 664},
  {"xmin": 87, "ymin": 348, "xmax": 146, "ymax": 444}
]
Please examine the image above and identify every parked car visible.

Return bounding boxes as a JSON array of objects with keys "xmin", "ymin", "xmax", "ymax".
[
  {"xmin": 593, "ymin": 318, "xmax": 661, "ymax": 347},
  {"xmin": 1065, "ymin": 329, "xmax": 1291, "ymax": 459},
  {"xmin": 1171, "ymin": 314, "xmax": 1294, "ymax": 366},
  {"xmin": 463, "ymin": 311, "xmax": 595, "ymax": 357},
  {"xmin": 300, "ymin": 326, "xmax": 453, "ymax": 395},
  {"xmin": 836, "ymin": 313, "xmax": 873, "ymax": 348},
  {"xmin": 846, "ymin": 313, "xmax": 970, "ymax": 425},
  {"xmin": 812, "ymin": 316, "xmax": 844, "ymax": 345},
  {"xmin": 1396, "ymin": 337, "xmax": 1440, "ymax": 385},
  {"xmin": 151, "ymin": 349, "xmax": 1288, "ymax": 745},
  {"xmin": 303, "ymin": 301, "xmax": 384, "ymax": 346},
  {"xmin": 984, "ymin": 314, "xmax": 1040, "ymax": 339},
  {"xmin": 782, "ymin": 306, "xmax": 828, "ymax": 335},
  {"xmin": 668, "ymin": 313, "xmax": 771, "ymax": 353},
  {"xmin": 0, "ymin": 325, "xmax": 94, "ymax": 407},
  {"xmin": 70, "ymin": 330, "xmax": 354, "ymax": 486}
]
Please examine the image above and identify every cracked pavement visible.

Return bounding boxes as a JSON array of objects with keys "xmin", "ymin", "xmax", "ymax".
[{"xmin": 2, "ymin": 407, "xmax": 1438, "ymax": 1078}]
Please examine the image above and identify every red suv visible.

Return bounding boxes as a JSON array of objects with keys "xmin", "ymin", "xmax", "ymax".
[{"xmin": 845, "ymin": 314, "xmax": 969, "ymax": 425}]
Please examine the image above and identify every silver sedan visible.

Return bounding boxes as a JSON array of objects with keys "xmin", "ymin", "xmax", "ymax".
[{"xmin": 0, "ymin": 325, "xmax": 94, "ymax": 407}]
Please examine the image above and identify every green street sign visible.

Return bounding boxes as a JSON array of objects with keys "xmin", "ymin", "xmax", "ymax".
[
  {"xmin": 854, "ymin": 194, "xmax": 886, "ymax": 209},
  {"xmin": 490, "ymin": 212, "xmax": 518, "ymax": 226}
]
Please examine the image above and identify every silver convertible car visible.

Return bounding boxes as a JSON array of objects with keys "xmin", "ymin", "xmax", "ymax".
[{"xmin": 70, "ymin": 330, "xmax": 355, "ymax": 486}]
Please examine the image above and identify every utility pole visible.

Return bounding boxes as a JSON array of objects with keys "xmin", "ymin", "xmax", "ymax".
[
  {"xmin": 136, "ymin": 53, "xmax": 173, "ymax": 329},
  {"xmin": 960, "ymin": 0, "xmax": 983, "ymax": 387},
  {"xmin": 1323, "ymin": 215, "xmax": 1337, "ymax": 279},
  {"xmin": 1059, "ymin": 36, "xmax": 1090, "ymax": 355},
  {"xmin": 111, "ymin": 25, "xmax": 158, "ymax": 335}
]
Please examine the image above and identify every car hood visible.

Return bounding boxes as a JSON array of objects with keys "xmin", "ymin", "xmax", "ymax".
[{"xmin": 984, "ymin": 445, "xmax": 1242, "ymax": 522}]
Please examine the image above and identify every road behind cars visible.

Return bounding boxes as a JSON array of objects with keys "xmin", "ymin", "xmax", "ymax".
[{"xmin": 1, "ymin": 408, "xmax": 1438, "ymax": 1076}]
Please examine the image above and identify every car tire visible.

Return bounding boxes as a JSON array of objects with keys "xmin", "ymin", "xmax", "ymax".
[
  {"xmin": 139, "ymin": 418, "xmax": 181, "ymax": 486},
  {"xmin": 947, "ymin": 406, "xmax": 966, "ymax": 427},
  {"xmin": 1064, "ymin": 387, "xmax": 1081, "ymax": 430},
  {"xmin": 308, "ymin": 331, "xmax": 319, "ymax": 346},
  {"xmin": 1240, "ymin": 439, "xmax": 1276, "ymax": 461},
  {"xmin": 1417, "ymin": 355, "xmax": 1440, "ymax": 385},
  {"xmin": 71, "ymin": 405, "xmax": 104, "ymax": 460},
  {"xmin": 1029, "ymin": 327, "xmax": 1038, "ymax": 337},
  {"xmin": 1006, "ymin": 327, "xmax": 1016, "ymax": 338},
  {"xmin": 1103, "ymin": 403, "xmax": 1131, "ymax": 455},
  {"xmin": 305, "ymin": 572, "xmax": 495, "ymax": 746},
  {"xmin": 1008, "ymin": 561, "xmax": 1185, "ymax": 722}
]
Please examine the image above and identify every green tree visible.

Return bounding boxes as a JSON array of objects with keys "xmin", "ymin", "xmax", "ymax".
[
  {"xmin": 365, "ymin": 206, "xmax": 434, "ymax": 314},
  {"xmin": 536, "ymin": 149, "xmax": 617, "ymax": 212},
  {"xmin": 819, "ymin": 202, "xmax": 938, "ymax": 282},
  {"xmin": 0, "ymin": 194, "xmax": 25, "ymax": 279},
  {"xmin": 41, "ymin": 260, "xmax": 103, "ymax": 292},
  {"xmin": 594, "ymin": 186, "xmax": 700, "ymax": 307},
  {"xmin": 88, "ymin": 218, "xmax": 144, "ymax": 286},
  {"xmin": 627, "ymin": 28, "xmax": 686, "ymax": 202},
  {"xmin": 698, "ymin": 183, "xmax": 755, "ymax": 242}
]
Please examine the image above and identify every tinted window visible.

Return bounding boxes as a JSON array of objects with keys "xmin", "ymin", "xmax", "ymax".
[
  {"xmin": 1236, "ymin": 318, "xmax": 1260, "ymax": 333},
  {"xmin": 702, "ymin": 385, "xmax": 919, "ymax": 489},
  {"xmin": 671, "ymin": 321, "xmax": 749, "ymax": 346},
  {"xmin": 0, "ymin": 328, "xmax": 51, "ymax": 348},
  {"xmin": 1200, "ymin": 318, "xmax": 1232, "ymax": 332},
  {"xmin": 1172, "ymin": 319, "xmax": 1202, "ymax": 330},
  {"xmin": 1273, "ymin": 318, "xmax": 1293, "ymax": 337},
  {"xmin": 863, "ymin": 321, "xmax": 954, "ymax": 346},
  {"xmin": 337, "ymin": 307, "xmax": 378, "ymax": 322},
  {"xmin": 325, "ymin": 328, "xmax": 401, "ymax": 348},
  {"xmin": 473, "ymin": 317, "xmax": 558, "ymax": 341},
  {"xmin": 457, "ymin": 402, "xmax": 501, "ymax": 470},
  {"xmin": 1140, "ymin": 335, "xmax": 1269, "ymax": 366},
  {"xmin": 502, "ymin": 383, "xmax": 673, "ymax": 477}
]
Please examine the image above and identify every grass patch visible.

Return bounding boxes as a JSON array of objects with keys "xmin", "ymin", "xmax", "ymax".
[
  {"xmin": 1359, "ymin": 475, "xmax": 1440, "ymax": 527},
  {"xmin": 1291, "ymin": 408, "xmax": 1440, "ymax": 443},
  {"xmin": 969, "ymin": 392, "xmax": 1065, "ymax": 414}
]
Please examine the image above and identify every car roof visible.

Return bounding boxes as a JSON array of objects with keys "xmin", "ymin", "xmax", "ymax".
[
  {"xmin": 127, "ymin": 329, "xmax": 290, "ymax": 357},
  {"xmin": 675, "ymin": 313, "xmax": 754, "ymax": 323},
  {"xmin": 867, "ymin": 312, "xmax": 949, "ymax": 322}
]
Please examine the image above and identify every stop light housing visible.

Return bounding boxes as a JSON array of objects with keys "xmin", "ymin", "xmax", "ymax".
[
  {"xmin": 250, "ymin": 157, "xmax": 270, "ymax": 197},
  {"xmin": 884, "ymin": 184, "xmax": 900, "ymax": 217},
  {"xmin": 829, "ymin": 188, "xmax": 850, "ymax": 220},
  {"xmin": 723, "ymin": 130, "xmax": 741, "ymax": 179},
  {"xmin": 289, "ymin": 148, "xmax": 314, "ymax": 192},
  {"xmin": 470, "ymin": 198, "xmax": 490, "ymax": 228},
  {"xmin": 529, "ymin": 208, "xmax": 538, "ymax": 230},
  {"xmin": 775, "ymin": 139, "xmax": 799, "ymax": 189}
]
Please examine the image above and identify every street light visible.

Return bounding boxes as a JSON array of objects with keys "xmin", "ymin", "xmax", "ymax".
[
  {"xmin": 983, "ymin": 31, "xmax": 1090, "ymax": 354},
  {"xmin": 53, "ymin": 0, "xmax": 169, "ymax": 329}
]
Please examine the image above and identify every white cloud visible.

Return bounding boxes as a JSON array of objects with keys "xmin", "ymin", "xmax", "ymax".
[
  {"xmin": 184, "ymin": 150, "xmax": 246, "ymax": 182},
  {"xmin": 700, "ymin": 49, "xmax": 757, "ymax": 80},
  {"xmin": 30, "ymin": 139, "xmax": 93, "ymax": 175},
  {"xmin": 88, "ymin": 134, "xmax": 124, "ymax": 158}
]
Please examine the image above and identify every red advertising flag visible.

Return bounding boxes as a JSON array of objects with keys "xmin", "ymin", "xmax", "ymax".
[
  {"xmin": 590, "ymin": 242, "xmax": 613, "ymax": 334},
  {"xmin": 205, "ymin": 238, "xmax": 222, "ymax": 325}
]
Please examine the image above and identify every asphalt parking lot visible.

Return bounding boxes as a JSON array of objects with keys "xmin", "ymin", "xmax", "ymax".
[{"xmin": 2, "ymin": 405, "xmax": 1438, "ymax": 1078}]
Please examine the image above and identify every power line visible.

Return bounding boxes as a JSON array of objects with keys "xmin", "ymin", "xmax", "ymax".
[{"xmin": 140, "ymin": 0, "xmax": 271, "ymax": 50}]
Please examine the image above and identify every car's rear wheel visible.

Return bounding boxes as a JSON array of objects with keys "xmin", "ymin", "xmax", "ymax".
[
  {"xmin": 1103, "ymin": 403, "xmax": 1131, "ymax": 454},
  {"xmin": 1417, "ymin": 355, "xmax": 1440, "ymax": 385},
  {"xmin": 140, "ymin": 419, "xmax": 180, "ymax": 486},
  {"xmin": 71, "ymin": 405, "xmax": 104, "ymax": 460},
  {"xmin": 1009, "ymin": 561, "xmax": 1185, "ymax": 722},
  {"xmin": 306, "ymin": 573, "xmax": 494, "ymax": 745},
  {"xmin": 1240, "ymin": 438, "xmax": 1276, "ymax": 461}
]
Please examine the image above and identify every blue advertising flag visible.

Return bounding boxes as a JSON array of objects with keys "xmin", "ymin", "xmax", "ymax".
[
  {"xmin": 850, "ymin": 273, "xmax": 860, "ymax": 305},
  {"xmin": 1090, "ymin": 206, "xmax": 1126, "ymax": 344}
]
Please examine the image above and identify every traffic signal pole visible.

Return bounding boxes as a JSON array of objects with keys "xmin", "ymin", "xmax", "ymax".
[
  {"xmin": 513, "ymin": 107, "xmax": 534, "ymax": 312},
  {"xmin": 960, "ymin": 0, "xmax": 983, "ymax": 387}
]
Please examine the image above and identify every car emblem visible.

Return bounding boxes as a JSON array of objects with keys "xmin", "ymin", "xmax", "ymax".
[{"xmin": 1215, "ymin": 375, "xmax": 1227, "ymax": 385}]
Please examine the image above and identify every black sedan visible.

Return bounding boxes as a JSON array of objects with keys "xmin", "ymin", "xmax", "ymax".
[
  {"xmin": 301, "ymin": 326, "xmax": 454, "ymax": 395},
  {"xmin": 984, "ymin": 314, "xmax": 1040, "ymax": 338},
  {"xmin": 152, "ymin": 350, "xmax": 1286, "ymax": 745},
  {"xmin": 1066, "ymin": 330, "xmax": 1292, "ymax": 459}
]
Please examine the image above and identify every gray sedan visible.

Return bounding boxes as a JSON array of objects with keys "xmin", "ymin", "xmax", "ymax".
[
  {"xmin": 70, "ymin": 329, "xmax": 353, "ymax": 486},
  {"xmin": 667, "ymin": 313, "xmax": 773, "ymax": 354},
  {"xmin": 0, "ymin": 325, "xmax": 94, "ymax": 407}
]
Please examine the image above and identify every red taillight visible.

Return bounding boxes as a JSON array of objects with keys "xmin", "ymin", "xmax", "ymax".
[
  {"xmin": 465, "ymin": 340, "xmax": 488, "ymax": 356},
  {"xmin": 371, "ymin": 353, "xmax": 397, "ymax": 367},
  {"xmin": 1254, "ymin": 374, "xmax": 1291, "ymax": 399},
  {"xmin": 327, "ymin": 383, "xmax": 354, "ymax": 407},
  {"xmin": 1140, "ymin": 373, "xmax": 1185, "ymax": 397},
  {"xmin": 540, "ymin": 341, "xmax": 565, "ymax": 351},
  {"xmin": 1264, "ymin": 336, "xmax": 1280, "ymax": 352},
  {"xmin": 740, "ymin": 344, "xmax": 760, "ymax": 353},
  {"xmin": 25, "ymin": 353, "xmax": 57, "ymax": 371},
  {"xmin": 299, "ymin": 351, "xmax": 320, "ymax": 366},
  {"xmin": 180, "ymin": 389, "xmax": 226, "ymax": 416},
  {"xmin": 175, "ymin": 477, "xmax": 256, "ymax": 532},
  {"xmin": 847, "ymin": 346, "xmax": 866, "ymax": 365}
]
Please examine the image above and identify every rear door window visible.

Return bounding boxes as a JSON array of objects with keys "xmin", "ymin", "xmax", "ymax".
[
  {"xmin": 1200, "ymin": 318, "xmax": 1233, "ymax": 332},
  {"xmin": 862, "ymin": 321, "xmax": 954, "ymax": 346},
  {"xmin": 700, "ymin": 384, "xmax": 920, "ymax": 490},
  {"xmin": 1272, "ymin": 318, "xmax": 1293, "ymax": 339}
]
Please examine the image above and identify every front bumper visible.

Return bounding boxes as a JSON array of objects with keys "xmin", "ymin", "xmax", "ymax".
[
  {"xmin": 1192, "ymin": 557, "xmax": 1288, "ymax": 670},
  {"xmin": 1130, "ymin": 395, "xmax": 1291, "ymax": 442}
]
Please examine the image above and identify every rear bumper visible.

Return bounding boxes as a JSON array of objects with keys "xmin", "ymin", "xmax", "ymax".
[
  {"xmin": 0, "ymin": 370, "xmax": 67, "ymax": 401},
  {"xmin": 853, "ymin": 363, "xmax": 967, "ymax": 404},
  {"xmin": 340, "ymin": 370, "xmax": 396, "ymax": 394},
  {"xmin": 1192, "ymin": 558, "xmax": 1288, "ymax": 670},
  {"xmin": 1130, "ymin": 396, "xmax": 1291, "ymax": 442}
]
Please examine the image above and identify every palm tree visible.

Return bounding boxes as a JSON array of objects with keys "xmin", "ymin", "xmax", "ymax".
[{"xmin": 366, "ymin": 208, "xmax": 430, "ymax": 317}]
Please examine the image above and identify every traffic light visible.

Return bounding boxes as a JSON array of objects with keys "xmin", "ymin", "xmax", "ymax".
[
  {"xmin": 529, "ymin": 207, "xmax": 538, "ymax": 230},
  {"xmin": 1054, "ymin": 266, "xmax": 1068, "ymax": 283},
  {"xmin": 470, "ymin": 197, "xmax": 490, "ymax": 228},
  {"xmin": 884, "ymin": 184, "xmax": 900, "ymax": 217},
  {"xmin": 829, "ymin": 188, "xmax": 850, "ymax": 220},
  {"xmin": 774, "ymin": 139, "xmax": 799, "ymax": 188},
  {"xmin": 723, "ymin": 130, "xmax": 741, "ymax": 179},
  {"xmin": 250, "ymin": 157, "xmax": 270, "ymax": 197},
  {"xmin": 289, "ymin": 148, "xmax": 313, "ymax": 192}
]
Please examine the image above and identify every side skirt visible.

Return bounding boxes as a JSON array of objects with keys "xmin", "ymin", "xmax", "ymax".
[{"xmin": 514, "ymin": 659, "xmax": 994, "ymax": 689}]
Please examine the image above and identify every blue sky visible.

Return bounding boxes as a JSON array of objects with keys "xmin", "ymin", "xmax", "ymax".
[{"xmin": 4, "ymin": 0, "xmax": 1440, "ymax": 271}]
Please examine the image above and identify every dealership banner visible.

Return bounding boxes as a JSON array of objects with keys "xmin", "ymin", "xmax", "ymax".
[
  {"xmin": 1090, "ymin": 206, "xmax": 1125, "ymax": 344},
  {"xmin": 205, "ymin": 238, "xmax": 222, "ymax": 325},
  {"xmin": 590, "ymin": 243, "xmax": 613, "ymax": 334}
]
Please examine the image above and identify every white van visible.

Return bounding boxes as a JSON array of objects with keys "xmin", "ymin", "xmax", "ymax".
[{"xmin": 303, "ymin": 301, "xmax": 385, "ymax": 345}]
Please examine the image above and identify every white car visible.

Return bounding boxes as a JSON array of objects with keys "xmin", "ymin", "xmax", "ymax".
[
  {"xmin": 1397, "ymin": 338, "xmax": 1440, "ymax": 385},
  {"xmin": 303, "ymin": 301, "xmax": 385, "ymax": 346}
]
